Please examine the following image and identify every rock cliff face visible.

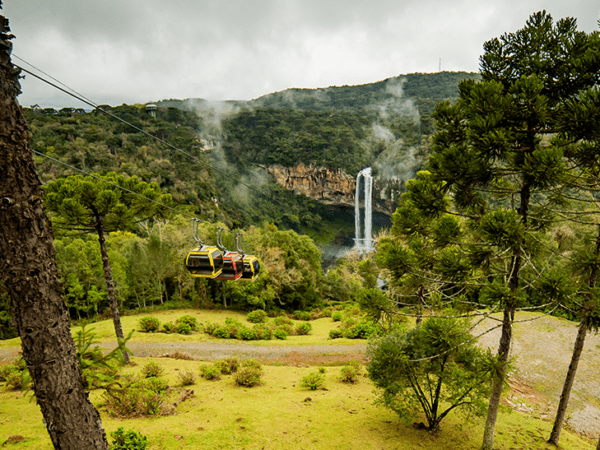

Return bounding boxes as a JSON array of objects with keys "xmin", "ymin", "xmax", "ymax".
[{"xmin": 263, "ymin": 163, "xmax": 394, "ymax": 215}]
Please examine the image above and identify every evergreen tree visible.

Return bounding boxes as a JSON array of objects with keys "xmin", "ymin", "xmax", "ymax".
[
  {"xmin": 44, "ymin": 173, "xmax": 172, "ymax": 363},
  {"xmin": 427, "ymin": 11, "xmax": 600, "ymax": 450}
]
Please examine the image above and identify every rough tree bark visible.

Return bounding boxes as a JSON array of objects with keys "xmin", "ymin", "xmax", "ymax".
[{"xmin": 0, "ymin": 8, "xmax": 109, "ymax": 449}]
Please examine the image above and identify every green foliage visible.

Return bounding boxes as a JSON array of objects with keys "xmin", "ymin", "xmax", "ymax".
[
  {"xmin": 162, "ymin": 322, "xmax": 176, "ymax": 333},
  {"xmin": 216, "ymin": 358, "xmax": 240, "ymax": 375},
  {"xmin": 103, "ymin": 375, "xmax": 168, "ymax": 417},
  {"xmin": 137, "ymin": 317, "xmax": 160, "ymax": 333},
  {"xmin": 295, "ymin": 322, "xmax": 312, "ymax": 336},
  {"xmin": 273, "ymin": 328, "xmax": 289, "ymax": 340},
  {"xmin": 75, "ymin": 325, "xmax": 131, "ymax": 390},
  {"xmin": 332, "ymin": 311, "xmax": 343, "ymax": 322},
  {"xmin": 328, "ymin": 329, "xmax": 343, "ymax": 339},
  {"xmin": 247, "ymin": 310, "xmax": 268, "ymax": 323},
  {"xmin": 177, "ymin": 370, "xmax": 197, "ymax": 387},
  {"xmin": 301, "ymin": 371, "xmax": 326, "ymax": 390},
  {"xmin": 236, "ymin": 327, "xmax": 257, "ymax": 340},
  {"xmin": 175, "ymin": 315, "xmax": 199, "ymax": 331},
  {"xmin": 293, "ymin": 310, "xmax": 311, "ymax": 321},
  {"xmin": 200, "ymin": 364, "xmax": 222, "ymax": 381},
  {"xmin": 234, "ymin": 361, "xmax": 263, "ymax": 387},
  {"xmin": 109, "ymin": 427, "xmax": 148, "ymax": 450},
  {"xmin": 339, "ymin": 365, "xmax": 360, "ymax": 384},
  {"xmin": 367, "ymin": 316, "xmax": 493, "ymax": 431},
  {"xmin": 141, "ymin": 361, "xmax": 164, "ymax": 379},
  {"xmin": 175, "ymin": 322, "xmax": 192, "ymax": 335}
]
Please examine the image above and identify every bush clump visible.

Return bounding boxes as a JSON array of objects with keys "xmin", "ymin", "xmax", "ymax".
[
  {"xmin": 273, "ymin": 328, "xmax": 289, "ymax": 340},
  {"xmin": 247, "ymin": 310, "xmax": 268, "ymax": 323},
  {"xmin": 294, "ymin": 310, "xmax": 311, "ymax": 321},
  {"xmin": 295, "ymin": 322, "xmax": 312, "ymax": 336},
  {"xmin": 141, "ymin": 361, "xmax": 164, "ymax": 378},
  {"xmin": 234, "ymin": 360, "xmax": 263, "ymax": 387},
  {"xmin": 301, "ymin": 371, "xmax": 325, "ymax": 390},
  {"xmin": 176, "ymin": 315, "xmax": 199, "ymax": 331},
  {"xmin": 177, "ymin": 370, "xmax": 197, "ymax": 386},
  {"xmin": 103, "ymin": 375, "xmax": 168, "ymax": 417},
  {"xmin": 236, "ymin": 327, "xmax": 257, "ymax": 341},
  {"xmin": 138, "ymin": 317, "xmax": 160, "ymax": 333},
  {"xmin": 329, "ymin": 329, "xmax": 343, "ymax": 339},
  {"xmin": 253, "ymin": 324, "xmax": 273, "ymax": 340},
  {"xmin": 339, "ymin": 363, "xmax": 361, "ymax": 384},
  {"xmin": 216, "ymin": 357, "xmax": 240, "ymax": 375},
  {"xmin": 200, "ymin": 364, "xmax": 221, "ymax": 381},
  {"xmin": 332, "ymin": 311, "xmax": 343, "ymax": 322},
  {"xmin": 175, "ymin": 322, "xmax": 192, "ymax": 335},
  {"xmin": 161, "ymin": 322, "xmax": 176, "ymax": 333},
  {"xmin": 110, "ymin": 427, "xmax": 148, "ymax": 450}
]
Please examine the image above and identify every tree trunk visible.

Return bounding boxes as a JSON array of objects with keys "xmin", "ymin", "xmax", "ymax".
[
  {"xmin": 481, "ymin": 306, "xmax": 513, "ymax": 450},
  {"xmin": 0, "ymin": 10, "xmax": 109, "ymax": 449},
  {"xmin": 96, "ymin": 225, "xmax": 130, "ymax": 364},
  {"xmin": 548, "ymin": 318, "xmax": 587, "ymax": 445}
]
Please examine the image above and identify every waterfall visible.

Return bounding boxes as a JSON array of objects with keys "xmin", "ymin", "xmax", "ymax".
[{"xmin": 355, "ymin": 167, "xmax": 373, "ymax": 252}]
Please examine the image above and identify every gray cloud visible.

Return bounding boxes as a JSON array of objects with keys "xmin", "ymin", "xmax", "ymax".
[{"xmin": 3, "ymin": 0, "xmax": 598, "ymax": 108}]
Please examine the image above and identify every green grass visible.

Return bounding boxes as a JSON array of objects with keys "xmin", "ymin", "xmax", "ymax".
[
  {"xmin": 0, "ymin": 356, "xmax": 594, "ymax": 449},
  {"xmin": 0, "ymin": 309, "xmax": 596, "ymax": 449}
]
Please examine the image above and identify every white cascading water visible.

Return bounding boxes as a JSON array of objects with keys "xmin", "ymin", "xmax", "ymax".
[{"xmin": 355, "ymin": 167, "xmax": 373, "ymax": 252}]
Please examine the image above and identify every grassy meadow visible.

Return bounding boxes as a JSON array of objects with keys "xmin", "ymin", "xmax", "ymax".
[{"xmin": 0, "ymin": 309, "xmax": 596, "ymax": 449}]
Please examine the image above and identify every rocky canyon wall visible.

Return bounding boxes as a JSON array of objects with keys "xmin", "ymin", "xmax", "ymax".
[{"xmin": 262, "ymin": 163, "xmax": 395, "ymax": 215}]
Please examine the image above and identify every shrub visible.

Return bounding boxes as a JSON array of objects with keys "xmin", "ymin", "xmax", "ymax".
[
  {"xmin": 295, "ymin": 322, "xmax": 312, "ymax": 336},
  {"xmin": 318, "ymin": 367, "xmax": 326, "ymax": 374},
  {"xmin": 235, "ymin": 366, "xmax": 262, "ymax": 387},
  {"xmin": 301, "ymin": 372, "xmax": 325, "ymax": 390},
  {"xmin": 110, "ymin": 427, "xmax": 148, "ymax": 450},
  {"xmin": 6, "ymin": 370, "xmax": 29, "ymax": 391},
  {"xmin": 177, "ymin": 370, "xmax": 197, "ymax": 386},
  {"xmin": 103, "ymin": 375, "xmax": 168, "ymax": 417},
  {"xmin": 253, "ymin": 324, "xmax": 273, "ymax": 340},
  {"xmin": 216, "ymin": 358, "xmax": 240, "ymax": 375},
  {"xmin": 236, "ymin": 327, "xmax": 257, "ymax": 341},
  {"xmin": 322, "ymin": 307, "xmax": 333, "ymax": 317},
  {"xmin": 294, "ymin": 310, "xmax": 311, "ymax": 321},
  {"xmin": 141, "ymin": 361, "xmax": 164, "ymax": 378},
  {"xmin": 273, "ymin": 316, "xmax": 293, "ymax": 327},
  {"xmin": 203, "ymin": 322, "xmax": 217, "ymax": 335},
  {"xmin": 138, "ymin": 317, "xmax": 160, "ymax": 333},
  {"xmin": 329, "ymin": 329, "xmax": 343, "ymax": 339},
  {"xmin": 243, "ymin": 359, "xmax": 262, "ymax": 370},
  {"xmin": 161, "ymin": 322, "xmax": 176, "ymax": 333},
  {"xmin": 200, "ymin": 364, "xmax": 221, "ymax": 380},
  {"xmin": 339, "ymin": 365, "xmax": 360, "ymax": 383},
  {"xmin": 213, "ymin": 327, "xmax": 229, "ymax": 339},
  {"xmin": 273, "ymin": 328, "xmax": 289, "ymax": 340},
  {"xmin": 247, "ymin": 310, "xmax": 268, "ymax": 323},
  {"xmin": 344, "ymin": 321, "xmax": 381, "ymax": 339},
  {"xmin": 175, "ymin": 322, "xmax": 192, "ymax": 335},
  {"xmin": 224, "ymin": 318, "xmax": 243, "ymax": 337},
  {"xmin": 0, "ymin": 364, "xmax": 16, "ymax": 381},
  {"xmin": 332, "ymin": 311, "xmax": 343, "ymax": 322},
  {"xmin": 176, "ymin": 315, "xmax": 199, "ymax": 331}
]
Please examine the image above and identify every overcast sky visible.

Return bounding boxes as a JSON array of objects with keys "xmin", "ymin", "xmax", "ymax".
[{"xmin": 3, "ymin": 1, "xmax": 599, "ymax": 109}]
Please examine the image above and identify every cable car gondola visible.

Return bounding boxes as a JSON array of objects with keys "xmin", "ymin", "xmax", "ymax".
[
  {"xmin": 185, "ymin": 219, "xmax": 224, "ymax": 278},
  {"xmin": 214, "ymin": 228, "xmax": 244, "ymax": 281},
  {"xmin": 236, "ymin": 233, "xmax": 261, "ymax": 282}
]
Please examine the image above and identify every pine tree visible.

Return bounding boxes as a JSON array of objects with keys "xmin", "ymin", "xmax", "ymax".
[
  {"xmin": 43, "ymin": 173, "xmax": 172, "ymax": 363},
  {"xmin": 427, "ymin": 11, "xmax": 600, "ymax": 450}
]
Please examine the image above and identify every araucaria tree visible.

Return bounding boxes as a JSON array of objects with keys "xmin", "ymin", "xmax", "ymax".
[
  {"xmin": 0, "ymin": 6, "xmax": 109, "ymax": 448},
  {"xmin": 427, "ymin": 11, "xmax": 600, "ymax": 450},
  {"xmin": 367, "ymin": 316, "xmax": 492, "ymax": 431},
  {"xmin": 44, "ymin": 173, "xmax": 172, "ymax": 363}
]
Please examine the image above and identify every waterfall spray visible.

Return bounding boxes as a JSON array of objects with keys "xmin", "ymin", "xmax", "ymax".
[{"xmin": 355, "ymin": 167, "xmax": 373, "ymax": 252}]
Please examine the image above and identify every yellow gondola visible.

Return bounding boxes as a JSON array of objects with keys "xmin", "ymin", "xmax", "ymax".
[
  {"xmin": 185, "ymin": 219, "xmax": 224, "ymax": 278},
  {"xmin": 236, "ymin": 233, "xmax": 261, "ymax": 282}
]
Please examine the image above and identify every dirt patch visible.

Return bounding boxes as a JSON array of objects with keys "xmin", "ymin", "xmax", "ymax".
[{"xmin": 2, "ymin": 435, "xmax": 24, "ymax": 446}]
